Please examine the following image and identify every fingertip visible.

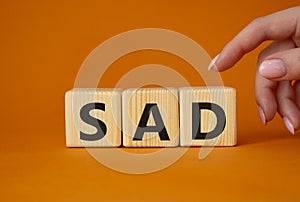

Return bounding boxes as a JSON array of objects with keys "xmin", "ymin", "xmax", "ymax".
[
  {"xmin": 208, "ymin": 54, "xmax": 220, "ymax": 71},
  {"xmin": 283, "ymin": 117, "xmax": 295, "ymax": 135},
  {"xmin": 259, "ymin": 59, "xmax": 287, "ymax": 79},
  {"xmin": 260, "ymin": 102, "xmax": 277, "ymax": 123},
  {"xmin": 276, "ymin": 81, "xmax": 300, "ymax": 133},
  {"xmin": 258, "ymin": 106, "xmax": 266, "ymax": 125},
  {"xmin": 259, "ymin": 48, "xmax": 300, "ymax": 81},
  {"xmin": 255, "ymin": 70, "xmax": 278, "ymax": 123}
]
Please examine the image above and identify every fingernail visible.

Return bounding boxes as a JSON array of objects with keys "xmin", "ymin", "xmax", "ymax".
[
  {"xmin": 258, "ymin": 106, "xmax": 266, "ymax": 125},
  {"xmin": 283, "ymin": 117, "xmax": 295, "ymax": 135},
  {"xmin": 208, "ymin": 54, "xmax": 220, "ymax": 71},
  {"xmin": 259, "ymin": 59, "xmax": 287, "ymax": 79}
]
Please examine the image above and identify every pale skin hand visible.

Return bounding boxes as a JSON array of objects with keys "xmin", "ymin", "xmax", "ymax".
[{"xmin": 208, "ymin": 6, "xmax": 300, "ymax": 134}]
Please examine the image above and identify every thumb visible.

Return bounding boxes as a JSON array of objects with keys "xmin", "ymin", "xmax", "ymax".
[{"xmin": 259, "ymin": 48, "xmax": 300, "ymax": 81}]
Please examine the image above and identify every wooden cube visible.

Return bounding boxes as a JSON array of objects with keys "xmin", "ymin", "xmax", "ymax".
[
  {"xmin": 65, "ymin": 88, "xmax": 122, "ymax": 147},
  {"xmin": 179, "ymin": 87, "xmax": 236, "ymax": 146},
  {"xmin": 122, "ymin": 88, "xmax": 179, "ymax": 147}
]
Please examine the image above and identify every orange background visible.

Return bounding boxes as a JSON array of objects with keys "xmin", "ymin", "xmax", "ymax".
[{"xmin": 1, "ymin": 0, "xmax": 300, "ymax": 201}]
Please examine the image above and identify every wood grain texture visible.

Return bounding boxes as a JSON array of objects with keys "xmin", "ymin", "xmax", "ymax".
[
  {"xmin": 65, "ymin": 88, "xmax": 122, "ymax": 147},
  {"xmin": 179, "ymin": 87, "xmax": 236, "ymax": 146},
  {"xmin": 122, "ymin": 88, "xmax": 179, "ymax": 147}
]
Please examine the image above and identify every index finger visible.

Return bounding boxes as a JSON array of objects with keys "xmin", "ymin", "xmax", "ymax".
[{"xmin": 214, "ymin": 6, "xmax": 299, "ymax": 71}]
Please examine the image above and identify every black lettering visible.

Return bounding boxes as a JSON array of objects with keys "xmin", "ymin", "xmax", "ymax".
[
  {"xmin": 80, "ymin": 102, "xmax": 107, "ymax": 141},
  {"xmin": 192, "ymin": 102, "xmax": 226, "ymax": 139},
  {"xmin": 133, "ymin": 103, "xmax": 170, "ymax": 141}
]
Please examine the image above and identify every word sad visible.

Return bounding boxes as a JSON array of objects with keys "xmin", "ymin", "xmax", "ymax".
[{"xmin": 65, "ymin": 87, "xmax": 236, "ymax": 147}]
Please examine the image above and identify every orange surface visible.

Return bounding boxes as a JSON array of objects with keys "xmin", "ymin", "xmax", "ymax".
[{"xmin": 1, "ymin": 0, "xmax": 300, "ymax": 201}]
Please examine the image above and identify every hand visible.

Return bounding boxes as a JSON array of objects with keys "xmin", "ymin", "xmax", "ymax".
[{"xmin": 208, "ymin": 6, "xmax": 300, "ymax": 134}]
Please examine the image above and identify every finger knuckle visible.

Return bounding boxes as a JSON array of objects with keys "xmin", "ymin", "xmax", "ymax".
[{"xmin": 250, "ymin": 17, "xmax": 265, "ymax": 28}]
